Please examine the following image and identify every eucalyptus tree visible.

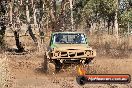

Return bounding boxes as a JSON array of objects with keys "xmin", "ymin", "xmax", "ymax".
[
  {"xmin": 0, "ymin": 0, "xmax": 8, "ymax": 49},
  {"xmin": 118, "ymin": 0, "xmax": 132, "ymax": 34},
  {"xmin": 73, "ymin": 0, "xmax": 122, "ymax": 36}
]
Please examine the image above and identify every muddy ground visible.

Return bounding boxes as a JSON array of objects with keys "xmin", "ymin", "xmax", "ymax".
[
  {"xmin": 6, "ymin": 54, "xmax": 132, "ymax": 88},
  {"xmin": 2, "ymin": 32, "xmax": 132, "ymax": 88}
]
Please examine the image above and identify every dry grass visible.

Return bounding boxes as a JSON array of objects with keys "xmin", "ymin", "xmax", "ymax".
[
  {"xmin": 88, "ymin": 34, "xmax": 132, "ymax": 58},
  {"xmin": 4, "ymin": 29, "xmax": 132, "ymax": 59},
  {"xmin": 2, "ymin": 29, "xmax": 132, "ymax": 88}
]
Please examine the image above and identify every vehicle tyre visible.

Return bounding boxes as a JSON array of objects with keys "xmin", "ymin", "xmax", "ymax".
[
  {"xmin": 85, "ymin": 58, "xmax": 94, "ymax": 64},
  {"xmin": 55, "ymin": 60, "xmax": 63, "ymax": 72}
]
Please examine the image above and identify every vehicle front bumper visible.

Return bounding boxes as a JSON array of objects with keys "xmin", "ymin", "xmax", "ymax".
[{"xmin": 47, "ymin": 50, "xmax": 96, "ymax": 60}]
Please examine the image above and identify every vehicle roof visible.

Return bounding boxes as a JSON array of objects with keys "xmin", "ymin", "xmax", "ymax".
[{"xmin": 52, "ymin": 32, "xmax": 86, "ymax": 35}]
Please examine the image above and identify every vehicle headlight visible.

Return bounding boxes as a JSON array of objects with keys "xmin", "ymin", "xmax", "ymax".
[
  {"xmin": 85, "ymin": 51, "xmax": 91, "ymax": 56},
  {"xmin": 54, "ymin": 51, "xmax": 60, "ymax": 57}
]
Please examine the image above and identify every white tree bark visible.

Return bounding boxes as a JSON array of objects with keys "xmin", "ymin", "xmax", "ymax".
[
  {"xmin": 33, "ymin": 8, "xmax": 37, "ymax": 25},
  {"xmin": 46, "ymin": 10, "xmax": 49, "ymax": 32},
  {"xmin": 114, "ymin": 0, "xmax": 119, "ymax": 38},
  {"xmin": 31, "ymin": 0, "xmax": 34, "ymax": 7},
  {"xmin": 128, "ymin": 12, "xmax": 130, "ymax": 35},
  {"xmin": 114, "ymin": 11, "xmax": 118, "ymax": 37},
  {"xmin": 20, "ymin": 0, "xmax": 23, "ymax": 5},
  {"xmin": 9, "ymin": 2, "xmax": 13, "ymax": 24},
  {"xmin": 69, "ymin": 0, "xmax": 74, "ymax": 31},
  {"xmin": 26, "ymin": 0, "xmax": 30, "ymax": 24}
]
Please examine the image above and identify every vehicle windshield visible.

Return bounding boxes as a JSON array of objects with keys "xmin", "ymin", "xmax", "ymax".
[{"xmin": 53, "ymin": 33, "xmax": 87, "ymax": 44}]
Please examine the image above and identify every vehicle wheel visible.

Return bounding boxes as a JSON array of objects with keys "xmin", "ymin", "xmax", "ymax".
[
  {"xmin": 55, "ymin": 60, "xmax": 63, "ymax": 72},
  {"xmin": 85, "ymin": 58, "xmax": 94, "ymax": 64}
]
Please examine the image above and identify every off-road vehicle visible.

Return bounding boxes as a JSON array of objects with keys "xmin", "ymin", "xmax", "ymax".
[{"xmin": 44, "ymin": 32, "xmax": 96, "ymax": 73}]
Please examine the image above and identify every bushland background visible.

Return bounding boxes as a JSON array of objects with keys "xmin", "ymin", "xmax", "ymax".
[{"xmin": 0, "ymin": 0, "xmax": 132, "ymax": 88}]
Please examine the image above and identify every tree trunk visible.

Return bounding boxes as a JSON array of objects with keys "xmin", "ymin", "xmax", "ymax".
[
  {"xmin": 0, "ymin": 23, "xmax": 6, "ymax": 47},
  {"xmin": 50, "ymin": 0, "xmax": 57, "ymax": 31},
  {"xmin": 60, "ymin": 0, "xmax": 65, "ymax": 31},
  {"xmin": 9, "ymin": 2, "xmax": 13, "ymax": 24},
  {"xmin": 69, "ymin": 0, "xmax": 74, "ymax": 31},
  {"xmin": 20, "ymin": 0, "xmax": 23, "ymax": 5},
  {"xmin": 14, "ymin": 30, "xmax": 24, "ymax": 52},
  {"xmin": 31, "ymin": 0, "xmax": 33, "ymax": 7},
  {"xmin": 59, "ymin": 0, "xmax": 69, "ymax": 31},
  {"xmin": 0, "ymin": 0, "xmax": 7, "ymax": 48},
  {"xmin": 26, "ymin": 2, "xmax": 30, "ymax": 24},
  {"xmin": 114, "ymin": 11, "xmax": 118, "ymax": 37},
  {"xmin": 46, "ymin": 8, "xmax": 49, "ymax": 33},
  {"xmin": 33, "ymin": 8, "xmax": 37, "ymax": 26},
  {"xmin": 27, "ymin": 25, "xmax": 38, "ymax": 44},
  {"xmin": 114, "ymin": 0, "xmax": 119, "ymax": 44}
]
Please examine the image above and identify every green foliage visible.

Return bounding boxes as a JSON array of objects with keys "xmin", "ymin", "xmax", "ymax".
[
  {"xmin": 128, "ymin": 0, "xmax": 132, "ymax": 6},
  {"xmin": 73, "ymin": 0, "xmax": 117, "ymax": 30},
  {"xmin": 119, "ymin": 8, "xmax": 132, "ymax": 30}
]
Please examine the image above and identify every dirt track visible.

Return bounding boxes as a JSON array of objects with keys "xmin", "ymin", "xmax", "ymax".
[
  {"xmin": 3, "ymin": 32, "xmax": 132, "ymax": 88},
  {"xmin": 5, "ymin": 52, "xmax": 132, "ymax": 88}
]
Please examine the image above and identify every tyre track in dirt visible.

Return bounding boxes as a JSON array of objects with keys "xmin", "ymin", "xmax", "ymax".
[
  {"xmin": 4, "ymin": 32, "xmax": 132, "ymax": 88},
  {"xmin": 6, "ymin": 53, "xmax": 132, "ymax": 88}
]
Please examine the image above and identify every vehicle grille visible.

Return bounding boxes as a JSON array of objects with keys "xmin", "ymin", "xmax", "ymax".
[
  {"xmin": 69, "ymin": 52, "xmax": 76, "ymax": 57},
  {"xmin": 61, "ymin": 52, "xmax": 68, "ymax": 57},
  {"xmin": 60, "ymin": 51, "xmax": 84, "ymax": 57},
  {"xmin": 77, "ymin": 52, "xmax": 84, "ymax": 56}
]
